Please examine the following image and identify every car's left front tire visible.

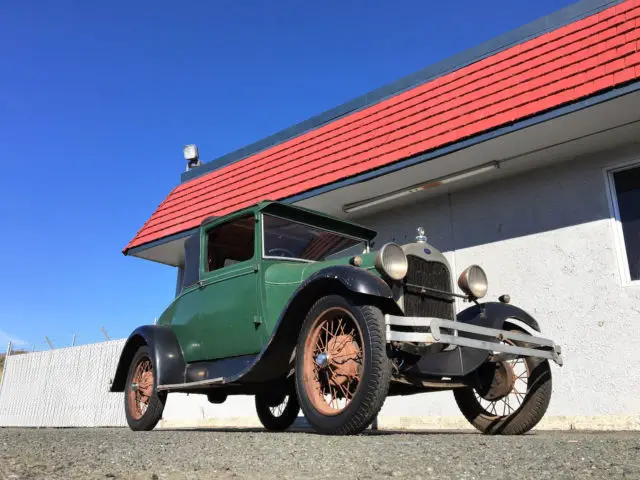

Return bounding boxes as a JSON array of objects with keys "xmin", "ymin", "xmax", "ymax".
[
  {"xmin": 124, "ymin": 345, "xmax": 167, "ymax": 431},
  {"xmin": 295, "ymin": 294, "xmax": 391, "ymax": 435}
]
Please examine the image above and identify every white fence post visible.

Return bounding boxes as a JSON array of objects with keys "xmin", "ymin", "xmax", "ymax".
[
  {"xmin": 101, "ymin": 326, "xmax": 110, "ymax": 341},
  {"xmin": 0, "ymin": 341, "xmax": 12, "ymax": 397}
]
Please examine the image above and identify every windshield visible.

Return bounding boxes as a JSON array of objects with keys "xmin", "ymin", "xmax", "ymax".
[{"xmin": 263, "ymin": 214, "xmax": 366, "ymax": 261}]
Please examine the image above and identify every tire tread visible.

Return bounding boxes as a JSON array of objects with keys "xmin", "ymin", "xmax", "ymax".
[
  {"xmin": 454, "ymin": 340, "xmax": 552, "ymax": 435},
  {"xmin": 333, "ymin": 304, "xmax": 390, "ymax": 435},
  {"xmin": 295, "ymin": 295, "xmax": 391, "ymax": 435},
  {"xmin": 255, "ymin": 392, "xmax": 300, "ymax": 431},
  {"xmin": 124, "ymin": 346, "xmax": 167, "ymax": 431}
]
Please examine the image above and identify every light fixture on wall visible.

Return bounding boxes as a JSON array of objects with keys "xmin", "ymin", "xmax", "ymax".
[
  {"xmin": 184, "ymin": 144, "xmax": 201, "ymax": 170},
  {"xmin": 342, "ymin": 161, "xmax": 500, "ymax": 213}
]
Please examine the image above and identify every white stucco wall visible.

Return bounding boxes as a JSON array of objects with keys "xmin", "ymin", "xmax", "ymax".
[
  {"xmin": 356, "ymin": 143, "xmax": 640, "ymax": 426},
  {"xmin": 1, "ymin": 144, "xmax": 638, "ymax": 430}
]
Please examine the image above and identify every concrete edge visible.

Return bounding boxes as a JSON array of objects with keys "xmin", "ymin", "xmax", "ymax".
[{"xmin": 157, "ymin": 415, "xmax": 640, "ymax": 431}]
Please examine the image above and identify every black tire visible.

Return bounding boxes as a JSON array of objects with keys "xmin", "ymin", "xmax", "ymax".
[
  {"xmin": 255, "ymin": 390, "xmax": 300, "ymax": 431},
  {"xmin": 454, "ymin": 330, "xmax": 552, "ymax": 435},
  {"xmin": 295, "ymin": 294, "xmax": 391, "ymax": 435},
  {"xmin": 124, "ymin": 345, "xmax": 167, "ymax": 431}
]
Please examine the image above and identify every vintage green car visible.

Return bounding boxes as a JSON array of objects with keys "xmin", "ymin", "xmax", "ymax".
[{"xmin": 111, "ymin": 201, "xmax": 562, "ymax": 435}]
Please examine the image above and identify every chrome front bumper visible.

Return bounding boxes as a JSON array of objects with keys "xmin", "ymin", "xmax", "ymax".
[{"xmin": 384, "ymin": 314, "xmax": 563, "ymax": 366}]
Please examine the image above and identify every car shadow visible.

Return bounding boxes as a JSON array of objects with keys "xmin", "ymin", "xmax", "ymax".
[{"xmin": 158, "ymin": 426, "xmax": 482, "ymax": 436}]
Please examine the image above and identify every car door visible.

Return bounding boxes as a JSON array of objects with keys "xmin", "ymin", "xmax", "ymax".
[{"xmin": 176, "ymin": 212, "xmax": 266, "ymax": 362}]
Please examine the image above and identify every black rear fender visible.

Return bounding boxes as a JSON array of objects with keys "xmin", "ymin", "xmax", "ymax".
[{"xmin": 110, "ymin": 325, "xmax": 185, "ymax": 392}]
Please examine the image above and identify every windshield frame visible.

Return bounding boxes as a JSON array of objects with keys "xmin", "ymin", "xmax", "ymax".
[{"xmin": 261, "ymin": 213, "xmax": 369, "ymax": 263}]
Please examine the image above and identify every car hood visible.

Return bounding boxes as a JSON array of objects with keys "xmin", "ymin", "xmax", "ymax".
[{"xmin": 263, "ymin": 241, "xmax": 452, "ymax": 286}]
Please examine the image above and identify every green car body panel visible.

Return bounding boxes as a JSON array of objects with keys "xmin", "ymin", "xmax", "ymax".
[
  {"xmin": 261, "ymin": 254, "xmax": 380, "ymax": 338},
  {"xmin": 156, "ymin": 202, "xmax": 381, "ymax": 364}
]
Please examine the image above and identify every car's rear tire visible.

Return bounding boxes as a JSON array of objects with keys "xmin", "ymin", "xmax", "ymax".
[
  {"xmin": 453, "ymin": 330, "xmax": 552, "ymax": 435},
  {"xmin": 295, "ymin": 294, "xmax": 391, "ymax": 435},
  {"xmin": 124, "ymin": 345, "xmax": 167, "ymax": 431},
  {"xmin": 255, "ymin": 389, "xmax": 300, "ymax": 431}
]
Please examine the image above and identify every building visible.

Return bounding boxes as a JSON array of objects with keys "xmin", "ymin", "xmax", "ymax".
[{"xmin": 124, "ymin": 0, "xmax": 640, "ymax": 428}]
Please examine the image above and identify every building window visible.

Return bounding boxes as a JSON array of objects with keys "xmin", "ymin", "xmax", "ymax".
[
  {"xmin": 206, "ymin": 215, "xmax": 255, "ymax": 271},
  {"xmin": 608, "ymin": 163, "xmax": 640, "ymax": 283}
]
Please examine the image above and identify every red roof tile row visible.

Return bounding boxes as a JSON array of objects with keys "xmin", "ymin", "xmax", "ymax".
[{"xmin": 125, "ymin": 0, "xmax": 640, "ymax": 253}]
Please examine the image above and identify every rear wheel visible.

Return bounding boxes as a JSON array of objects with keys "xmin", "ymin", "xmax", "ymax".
[
  {"xmin": 124, "ymin": 346, "xmax": 167, "ymax": 431},
  {"xmin": 454, "ymin": 330, "xmax": 552, "ymax": 435},
  {"xmin": 295, "ymin": 295, "xmax": 391, "ymax": 435},
  {"xmin": 255, "ymin": 389, "xmax": 300, "ymax": 431}
]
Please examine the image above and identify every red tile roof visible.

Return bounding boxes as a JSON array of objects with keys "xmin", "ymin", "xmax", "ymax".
[{"xmin": 125, "ymin": 0, "xmax": 640, "ymax": 254}]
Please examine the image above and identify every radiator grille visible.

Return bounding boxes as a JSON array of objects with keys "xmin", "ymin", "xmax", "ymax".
[{"xmin": 404, "ymin": 255, "xmax": 454, "ymax": 320}]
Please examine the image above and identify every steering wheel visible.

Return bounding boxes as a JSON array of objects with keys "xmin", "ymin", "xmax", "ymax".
[{"xmin": 267, "ymin": 247, "xmax": 296, "ymax": 258}]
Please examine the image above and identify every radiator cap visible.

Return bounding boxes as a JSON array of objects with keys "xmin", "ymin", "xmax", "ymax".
[{"xmin": 415, "ymin": 227, "xmax": 427, "ymax": 243}]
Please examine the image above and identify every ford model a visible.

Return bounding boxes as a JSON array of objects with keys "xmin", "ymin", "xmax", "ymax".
[{"xmin": 111, "ymin": 201, "xmax": 562, "ymax": 435}]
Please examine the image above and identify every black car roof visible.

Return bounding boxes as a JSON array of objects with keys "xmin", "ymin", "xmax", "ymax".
[{"xmin": 200, "ymin": 201, "xmax": 377, "ymax": 241}]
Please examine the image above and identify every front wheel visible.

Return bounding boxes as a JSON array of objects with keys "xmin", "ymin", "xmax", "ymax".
[
  {"xmin": 124, "ymin": 345, "xmax": 167, "ymax": 431},
  {"xmin": 295, "ymin": 295, "xmax": 391, "ymax": 435},
  {"xmin": 454, "ymin": 330, "xmax": 552, "ymax": 435}
]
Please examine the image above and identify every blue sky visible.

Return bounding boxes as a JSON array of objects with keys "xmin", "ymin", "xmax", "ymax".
[{"xmin": 0, "ymin": 0, "xmax": 575, "ymax": 351}]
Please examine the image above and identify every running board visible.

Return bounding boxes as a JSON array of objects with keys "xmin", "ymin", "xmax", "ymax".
[
  {"xmin": 385, "ymin": 315, "xmax": 563, "ymax": 366},
  {"xmin": 157, "ymin": 354, "xmax": 258, "ymax": 391},
  {"xmin": 158, "ymin": 377, "xmax": 224, "ymax": 391}
]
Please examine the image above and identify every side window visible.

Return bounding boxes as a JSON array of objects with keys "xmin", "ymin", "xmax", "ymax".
[
  {"xmin": 206, "ymin": 215, "xmax": 255, "ymax": 272},
  {"xmin": 181, "ymin": 233, "xmax": 201, "ymax": 289},
  {"xmin": 611, "ymin": 165, "xmax": 640, "ymax": 282}
]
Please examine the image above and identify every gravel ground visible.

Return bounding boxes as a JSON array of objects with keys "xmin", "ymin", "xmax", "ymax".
[{"xmin": 1, "ymin": 428, "xmax": 639, "ymax": 480}]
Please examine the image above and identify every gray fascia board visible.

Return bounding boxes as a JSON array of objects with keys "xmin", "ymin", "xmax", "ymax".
[
  {"xmin": 284, "ymin": 80, "xmax": 640, "ymax": 205},
  {"xmin": 125, "ymin": 227, "xmax": 198, "ymax": 258},
  {"xmin": 181, "ymin": 0, "xmax": 623, "ymax": 184}
]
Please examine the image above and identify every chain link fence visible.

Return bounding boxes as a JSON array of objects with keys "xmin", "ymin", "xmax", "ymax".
[{"xmin": 0, "ymin": 340, "xmax": 127, "ymax": 427}]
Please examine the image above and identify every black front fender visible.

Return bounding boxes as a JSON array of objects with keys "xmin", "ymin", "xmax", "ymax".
[
  {"xmin": 411, "ymin": 302, "xmax": 542, "ymax": 377},
  {"xmin": 457, "ymin": 302, "xmax": 541, "ymax": 332},
  {"xmin": 110, "ymin": 325, "xmax": 185, "ymax": 392},
  {"xmin": 304, "ymin": 265, "xmax": 394, "ymax": 299}
]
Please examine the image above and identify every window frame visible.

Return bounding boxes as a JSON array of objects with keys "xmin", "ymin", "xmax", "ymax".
[
  {"xmin": 604, "ymin": 159, "xmax": 640, "ymax": 287},
  {"xmin": 261, "ymin": 213, "xmax": 368, "ymax": 263},
  {"xmin": 200, "ymin": 212, "xmax": 258, "ymax": 276}
]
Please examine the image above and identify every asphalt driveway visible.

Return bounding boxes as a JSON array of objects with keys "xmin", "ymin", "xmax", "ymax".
[{"xmin": 1, "ymin": 428, "xmax": 639, "ymax": 479}]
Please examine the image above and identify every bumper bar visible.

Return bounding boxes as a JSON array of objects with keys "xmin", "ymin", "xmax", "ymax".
[{"xmin": 384, "ymin": 315, "xmax": 563, "ymax": 366}]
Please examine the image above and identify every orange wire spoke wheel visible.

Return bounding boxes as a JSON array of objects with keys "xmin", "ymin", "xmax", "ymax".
[
  {"xmin": 302, "ymin": 307, "xmax": 364, "ymax": 416},
  {"xmin": 127, "ymin": 356, "xmax": 154, "ymax": 420},
  {"xmin": 453, "ymin": 329, "xmax": 553, "ymax": 435},
  {"xmin": 473, "ymin": 339, "xmax": 531, "ymax": 418}
]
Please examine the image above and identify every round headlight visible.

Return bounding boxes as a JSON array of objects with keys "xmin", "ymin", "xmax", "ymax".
[
  {"xmin": 458, "ymin": 265, "xmax": 488, "ymax": 298},
  {"xmin": 375, "ymin": 243, "xmax": 408, "ymax": 281}
]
